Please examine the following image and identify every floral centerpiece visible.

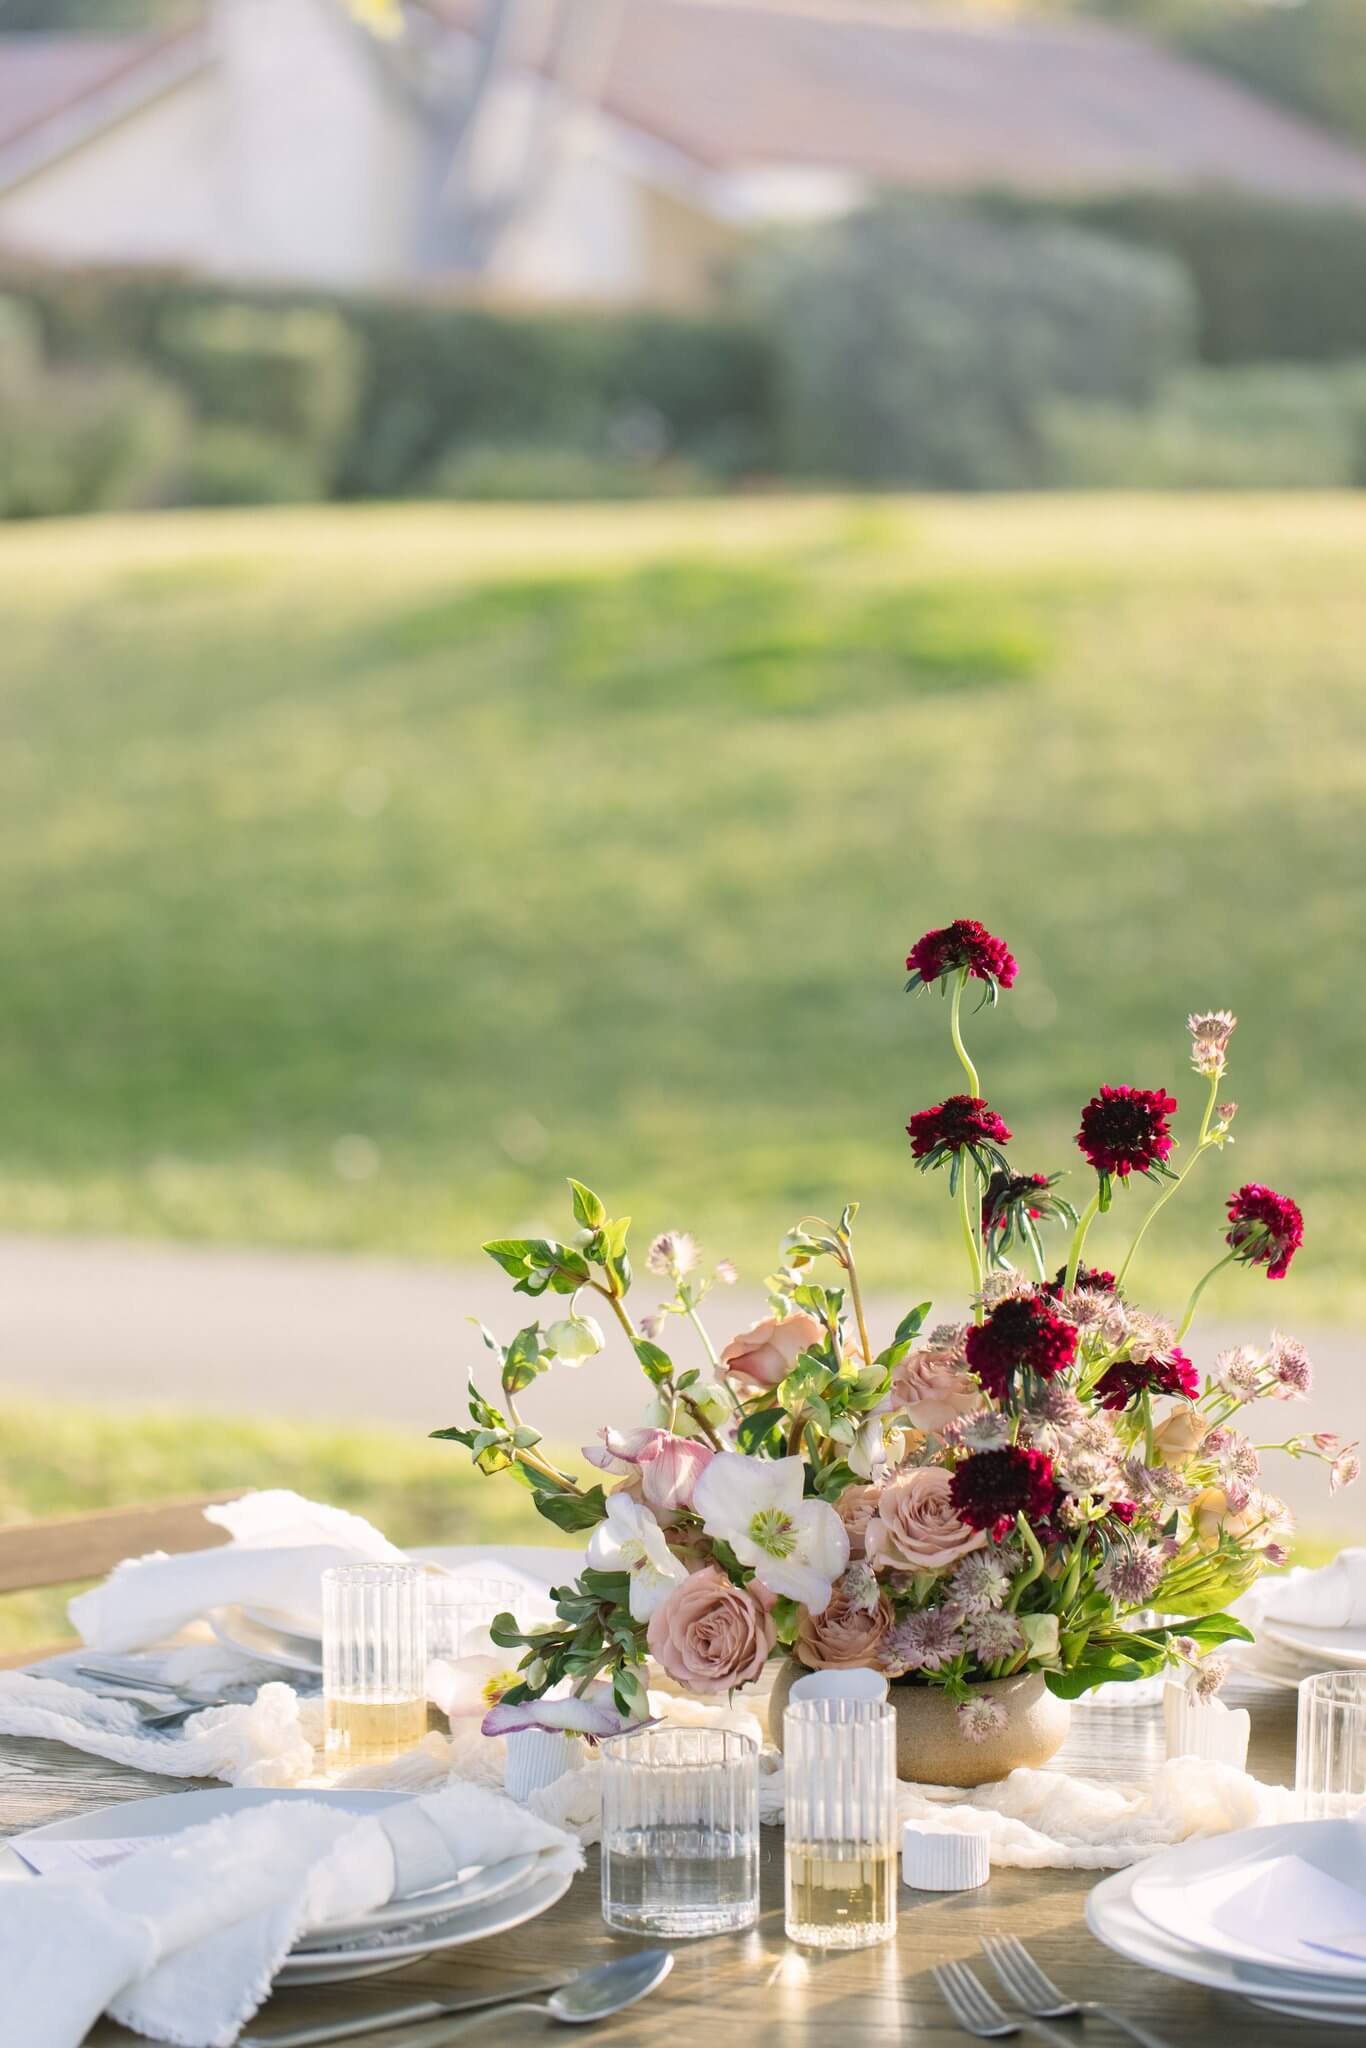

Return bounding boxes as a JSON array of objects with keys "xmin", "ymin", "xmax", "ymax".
[{"xmin": 434, "ymin": 922, "xmax": 1357, "ymax": 1774}]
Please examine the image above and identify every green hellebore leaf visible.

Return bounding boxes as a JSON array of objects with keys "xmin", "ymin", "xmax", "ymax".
[
  {"xmin": 568, "ymin": 1179, "xmax": 607, "ymax": 1230},
  {"xmin": 532, "ymin": 1484, "xmax": 609, "ymax": 1534}
]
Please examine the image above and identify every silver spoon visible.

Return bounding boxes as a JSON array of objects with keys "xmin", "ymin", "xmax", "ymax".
[
  {"xmin": 249, "ymin": 1951, "xmax": 673, "ymax": 2047},
  {"xmin": 443, "ymin": 1950, "xmax": 674, "ymax": 2033}
]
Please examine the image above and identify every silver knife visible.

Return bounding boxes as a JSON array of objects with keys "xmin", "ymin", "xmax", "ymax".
[{"xmin": 240, "ymin": 1978, "xmax": 571, "ymax": 2048}]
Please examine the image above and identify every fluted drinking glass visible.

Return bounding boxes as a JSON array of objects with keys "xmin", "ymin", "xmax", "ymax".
[
  {"xmin": 426, "ymin": 1574, "xmax": 527, "ymax": 1664},
  {"xmin": 1297, "ymin": 1670, "xmax": 1366, "ymax": 1818},
  {"xmin": 599, "ymin": 1724, "xmax": 759, "ymax": 1937},
  {"xmin": 322, "ymin": 1562, "xmax": 428, "ymax": 1768},
  {"xmin": 783, "ymin": 1696, "xmax": 897, "ymax": 1949}
]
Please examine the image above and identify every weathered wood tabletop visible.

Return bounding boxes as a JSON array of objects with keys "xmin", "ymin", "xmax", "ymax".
[{"xmin": 0, "ymin": 1675, "xmax": 1332, "ymax": 2046}]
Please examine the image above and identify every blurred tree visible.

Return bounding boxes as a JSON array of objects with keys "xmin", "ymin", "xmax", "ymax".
[{"xmin": 0, "ymin": 0, "xmax": 192, "ymax": 25}]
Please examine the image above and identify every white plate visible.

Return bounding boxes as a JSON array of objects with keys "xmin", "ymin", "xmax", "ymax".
[
  {"xmin": 292, "ymin": 1851, "xmax": 538, "ymax": 1948},
  {"xmin": 209, "ymin": 1604, "xmax": 323, "ymax": 1674},
  {"xmin": 1262, "ymin": 1619, "xmax": 1366, "ymax": 1671},
  {"xmin": 275, "ymin": 1853, "xmax": 574, "ymax": 1984},
  {"xmin": 1130, "ymin": 1820, "xmax": 1366, "ymax": 1983},
  {"xmin": 1089, "ymin": 1857, "xmax": 1366, "ymax": 2021}
]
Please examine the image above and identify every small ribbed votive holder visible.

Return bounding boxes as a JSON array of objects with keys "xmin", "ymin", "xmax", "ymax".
[
  {"xmin": 1162, "ymin": 1681, "xmax": 1250, "ymax": 1769},
  {"xmin": 504, "ymin": 1728, "xmax": 586, "ymax": 1803},
  {"xmin": 901, "ymin": 1825, "xmax": 990, "ymax": 1892}
]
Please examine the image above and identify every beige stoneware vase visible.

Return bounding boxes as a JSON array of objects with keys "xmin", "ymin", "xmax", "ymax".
[{"xmin": 767, "ymin": 1657, "xmax": 1071, "ymax": 1789}]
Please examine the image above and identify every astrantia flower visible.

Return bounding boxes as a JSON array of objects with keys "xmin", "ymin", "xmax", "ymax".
[
  {"xmin": 957, "ymin": 1694, "xmax": 1008, "ymax": 1744},
  {"xmin": 1225, "ymin": 1183, "xmax": 1304, "ymax": 1281},
  {"xmin": 1213, "ymin": 1345, "xmax": 1263, "ymax": 1401},
  {"xmin": 964, "ymin": 1294, "xmax": 1077, "ymax": 1402},
  {"xmin": 1331, "ymin": 1448, "xmax": 1362, "ymax": 1494},
  {"xmin": 907, "ymin": 1095, "xmax": 1013, "ymax": 1179},
  {"xmin": 967, "ymin": 1608, "xmax": 1024, "ymax": 1664},
  {"xmin": 949, "ymin": 1446, "xmax": 1060, "ymax": 1542},
  {"xmin": 880, "ymin": 1604, "xmax": 966, "ymax": 1675},
  {"xmin": 647, "ymin": 1230, "xmax": 698, "ymax": 1278},
  {"xmin": 692, "ymin": 1452, "xmax": 849, "ymax": 1611},
  {"xmin": 949, "ymin": 1547, "xmax": 1015, "ymax": 1614},
  {"xmin": 1096, "ymin": 1540, "xmax": 1168, "ymax": 1605},
  {"xmin": 1267, "ymin": 1331, "xmax": 1313, "ymax": 1398},
  {"xmin": 905, "ymin": 919, "xmax": 1017, "ymax": 995},
  {"xmin": 1188, "ymin": 1010, "xmax": 1237, "ymax": 1078},
  {"xmin": 1076, "ymin": 1085, "xmax": 1178, "ymax": 1188},
  {"xmin": 1095, "ymin": 1347, "xmax": 1198, "ymax": 1412},
  {"xmin": 1189, "ymin": 1655, "xmax": 1230, "ymax": 1702}
]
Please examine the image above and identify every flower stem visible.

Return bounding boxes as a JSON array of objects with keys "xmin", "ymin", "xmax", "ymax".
[
  {"xmin": 843, "ymin": 1242, "xmax": 875, "ymax": 1365},
  {"xmin": 1063, "ymin": 1190, "xmax": 1102, "ymax": 1291},
  {"xmin": 1115, "ymin": 1069, "xmax": 1220, "ymax": 1290},
  {"xmin": 1176, "ymin": 1250, "xmax": 1238, "ymax": 1340},
  {"xmin": 949, "ymin": 969, "xmax": 981, "ymax": 1098},
  {"xmin": 958, "ymin": 1160, "xmax": 985, "ymax": 1324}
]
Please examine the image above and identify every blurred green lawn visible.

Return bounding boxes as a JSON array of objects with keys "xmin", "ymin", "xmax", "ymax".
[{"xmin": 0, "ymin": 496, "xmax": 1363, "ymax": 1322}]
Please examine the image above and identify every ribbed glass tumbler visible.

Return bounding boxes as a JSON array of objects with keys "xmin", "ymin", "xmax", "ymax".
[
  {"xmin": 322, "ymin": 1562, "xmax": 428, "ymax": 1768},
  {"xmin": 783, "ymin": 1696, "xmax": 898, "ymax": 1950},
  {"xmin": 1297, "ymin": 1671, "xmax": 1366, "ymax": 1818},
  {"xmin": 599, "ymin": 1725, "xmax": 759, "ymax": 1938}
]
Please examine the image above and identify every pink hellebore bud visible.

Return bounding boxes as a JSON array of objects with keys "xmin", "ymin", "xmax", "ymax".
[{"xmin": 580, "ymin": 1426, "xmax": 713, "ymax": 1513}]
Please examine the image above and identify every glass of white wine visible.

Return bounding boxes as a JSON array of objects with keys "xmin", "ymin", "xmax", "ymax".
[
  {"xmin": 783, "ymin": 1695, "xmax": 898, "ymax": 1949},
  {"xmin": 322, "ymin": 1562, "xmax": 428, "ymax": 1768}
]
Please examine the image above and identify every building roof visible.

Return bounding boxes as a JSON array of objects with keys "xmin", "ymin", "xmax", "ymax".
[
  {"xmin": 0, "ymin": 26, "xmax": 209, "ymax": 187},
  {"xmin": 428, "ymin": 0, "xmax": 1366, "ymax": 208}
]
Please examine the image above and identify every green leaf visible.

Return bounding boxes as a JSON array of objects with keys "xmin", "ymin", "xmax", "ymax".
[
  {"xmin": 488, "ymin": 1610, "xmax": 530, "ymax": 1650},
  {"xmin": 736, "ymin": 1406, "xmax": 785, "ymax": 1455},
  {"xmin": 532, "ymin": 1484, "xmax": 609, "ymax": 1534},
  {"xmin": 502, "ymin": 1322, "xmax": 549, "ymax": 1395},
  {"xmin": 890, "ymin": 1303, "xmax": 932, "ymax": 1348},
  {"xmin": 812, "ymin": 1459, "xmax": 858, "ymax": 1501},
  {"xmin": 429, "ymin": 1423, "xmax": 476, "ymax": 1446},
  {"xmin": 632, "ymin": 1337, "xmax": 674, "ymax": 1385},
  {"xmin": 568, "ymin": 1179, "xmax": 606, "ymax": 1230}
]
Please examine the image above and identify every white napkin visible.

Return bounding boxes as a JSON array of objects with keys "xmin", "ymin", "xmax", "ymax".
[
  {"xmin": 68, "ymin": 1492, "xmax": 404, "ymax": 1652},
  {"xmin": 0, "ymin": 1781, "xmax": 582, "ymax": 2048},
  {"xmin": 1139, "ymin": 1850, "xmax": 1366, "ymax": 1974},
  {"xmin": 0, "ymin": 1672, "xmax": 317, "ymax": 1788},
  {"xmin": 1259, "ymin": 1549, "xmax": 1366, "ymax": 1630}
]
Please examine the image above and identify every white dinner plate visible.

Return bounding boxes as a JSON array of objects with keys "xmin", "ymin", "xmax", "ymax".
[
  {"xmin": 275, "ymin": 1853, "xmax": 574, "ymax": 1984},
  {"xmin": 1262, "ymin": 1619, "xmax": 1366, "ymax": 1671},
  {"xmin": 209, "ymin": 1603, "xmax": 323, "ymax": 1674},
  {"xmin": 1130, "ymin": 1820, "xmax": 1366, "ymax": 1983},
  {"xmin": 1089, "ymin": 1857, "xmax": 1366, "ymax": 2022}
]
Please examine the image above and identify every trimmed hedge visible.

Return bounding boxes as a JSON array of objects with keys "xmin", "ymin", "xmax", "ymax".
[{"xmin": 0, "ymin": 264, "xmax": 778, "ymax": 497}]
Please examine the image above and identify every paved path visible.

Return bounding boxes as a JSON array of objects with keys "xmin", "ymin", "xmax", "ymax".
[{"xmin": 0, "ymin": 1234, "xmax": 1359, "ymax": 1533}]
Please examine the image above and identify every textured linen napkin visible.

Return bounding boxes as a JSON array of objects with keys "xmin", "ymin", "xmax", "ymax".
[
  {"xmin": 67, "ymin": 1491, "xmax": 404, "ymax": 1653},
  {"xmin": 0, "ymin": 1781, "xmax": 582, "ymax": 2048},
  {"xmin": 1254, "ymin": 1548, "xmax": 1366, "ymax": 1630}
]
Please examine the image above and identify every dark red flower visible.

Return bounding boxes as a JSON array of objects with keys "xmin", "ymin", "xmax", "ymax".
[
  {"xmin": 982, "ymin": 1172, "xmax": 1050, "ymax": 1235},
  {"xmin": 964, "ymin": 1294, "xmax": 1078, "ymax": 1401},
  {"xmin": 905, "ymin": 919, "xmax": 1017, "ymax": 994},
  {"xmin": 1076, "ymin": 1085, "xmax": 1178, "ymax": 1182},
  {"xmin": 1226, "ymin": 1183, "xmax": 1304, "ymax": 1281},
  {"xmin": 1109, "ymin": 1500, "xmax": 1138, "ymax": 1527},
  {"xmin": 1095, "ymin": 1347, "xmax": 1199, "ymax": 1411},
  {"xmin": 907, "ymin": 1095, "xmax": 1012, "ymax": 1173},
  {"xmin": 1044, "ymin": 1264, "xmax": 1118, "ymax": 1298},
  {"xmin": 950, "ymin": 1446, "xmax": 1060, "ymax": 1542}
]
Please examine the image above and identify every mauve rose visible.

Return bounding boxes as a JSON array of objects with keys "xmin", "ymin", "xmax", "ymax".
[
  {"xmin": 890, "ymin": 1349, "xmax": 981, "ymax": 1433},
  {"xmin": 834, "ymin": 1483, "xmax": 882, "ymax": 1561},
  {"xmin": 720, "ymin": 1311, "xmax": 823, "ymax": 1391},
  {"xmin": 646, "ymin": 1565, "xmax": 776, "ymax": 1694},
  {"xmin": 865, "ymin": 1466, "xmax": 985, "ymax": 1573},
  {"xmin": 796, "ymin": 1572, "xmax": 895, "ymax": 1670}
]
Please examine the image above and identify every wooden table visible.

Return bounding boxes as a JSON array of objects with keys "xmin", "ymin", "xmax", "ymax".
[{"xmin": 0, "ymin": 1676, "xmax": 1336, "ymax": 2046}]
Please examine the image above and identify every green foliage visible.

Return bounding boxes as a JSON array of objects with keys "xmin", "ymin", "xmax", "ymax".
[
  {"xmin": 744, "ymin": 200, "xmax": 1195, "ymax": 486},
  {"xmin": 177, "ymin": 426, "xmax": 327, "ymax": 507},
  {"xmin": 156, "ymin": 302, "xmax": 361, "ymax": 483},
  {"xmin": 425, "ymin": 440, "xmax": 707, "ymax": 502},
  {"xmin": 1047, "ymin": 1611, "xmax": 1254, "ymax": 1700},
  {"xmin": 0, "ymin": 358, "xmax": 185, "ymax": 518},
  {"xmin": 1179, "ymin": 0, "xmax": 1366, "ymax": 154},
  {"xmin": 1046, "ymin": 361, "xmax": 1366, "ymax": 490},
  {"xmin": 1031, "ymin": 190, "xmax": 1366, "ymax": 366}
]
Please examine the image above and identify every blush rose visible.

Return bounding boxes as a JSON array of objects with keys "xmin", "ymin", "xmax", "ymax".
[{"xmin": 645, "ymin": 1565, "xmax": 777, "ymax": 1694}]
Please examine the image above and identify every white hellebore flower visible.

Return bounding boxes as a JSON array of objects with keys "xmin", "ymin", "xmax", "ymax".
[
  {"xmin": 587, "ymin": 1493, "xmax": 688, "ymax": 1620},
  {"xmin": 692, "ymin": 1452, "xmax": 849, "ymax": 1612},
  {"xmin": 545, "ymin": 1315, "xmax": 605, "ymax": 1365}
]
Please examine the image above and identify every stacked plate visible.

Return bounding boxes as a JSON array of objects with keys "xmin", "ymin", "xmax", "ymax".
[
  {"xmin": 0, "ymin": 1789, "xmax": 574, "ymax": 1984},
  {"xmin": 1089, "ymin": 1818, "xmax": 1366, "ymax": 2025},
  {"xmin": 1231, "ymin": 1610, "xmax": 1366, "ymax": 1691}
]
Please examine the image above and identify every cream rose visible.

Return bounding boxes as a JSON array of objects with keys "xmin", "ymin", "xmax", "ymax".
[
  {"xmin": 646, "ymin": 1565, "xmax": 776, "ymax": 1694},
  {"xmin": 795, "ymin": 1571, "xmax": 895, "ymax": 1670},
  {"xmin": 1151, "ymin": 1405, "xmax": 1206, "ymax": 1468},
  {"xmin": 864, "ymin": 1466, "xmax": 985, "ymax": 1573},
  {"xmin": 889, "ymin": 1349, "xmax": 982, "ymax": 1434},
  {"xmin": 719, "ymin": 1311, "xmax": 823, "ymax": 1391}
]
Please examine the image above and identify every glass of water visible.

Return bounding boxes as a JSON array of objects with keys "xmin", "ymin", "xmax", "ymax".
[
  {"xmin": 783, "ymin": 1695, "xmax": 897, "ymax": 1949},
  {"xmin": 426, "ymin": 1574, "xmax": 527, "ymax": 1663},
  {"xmin": 599, "ymin": 1724, "xmax": 759, "ymax": 1937},
  {"xmin": 322, "ymin": 1562, "xmax": 428, "ymax": 1769},
  {"xmin": 1297, "ymin": 1670, "xmax": 1366, "ymax": 1818}
]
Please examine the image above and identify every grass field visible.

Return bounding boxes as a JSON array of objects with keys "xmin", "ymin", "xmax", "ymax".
[{"xmin": 1, "ymin": 495, "xmax": 1364, "ymax": 1322}]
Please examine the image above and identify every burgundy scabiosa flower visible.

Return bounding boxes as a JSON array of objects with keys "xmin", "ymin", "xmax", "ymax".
[
  {"xmin": 964, "ymin": 1293, "xmax": 1078, "ymax": 1401},
  {"xmin": 1045, "ymin": 1264, "xmax": 1118, "ymax": 1298},
  {"xmin": 905, "ymin": 919, "xmax": 1017, "ymax": 997},
  {"xmin": 981, "ymin": 1171, "xmax": 1079, "ymax": 1268},
  {"xmin": 1225, "ymin": 1183, "xmax": 1304, "ymax": 1281},
  {"xmin": 907, "ymin": 1095, "xmax": 1013, "ymax": 1185},
  {"xmin": 1095, "ymin": 1346, "xmax": 1199, "ymax": 1412},
  {"xmin": 1076, "ymin": 1084, "xmax": 1179, "ymax": 1204},
  {"xmin": 950, "ymin": 1445, "xmax": 1060, "ymax": 1542}
]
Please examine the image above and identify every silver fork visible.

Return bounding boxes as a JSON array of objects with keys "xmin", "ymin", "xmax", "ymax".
[
  {"xmin": 983, "ymin": 1933, "xmax": 1173, "ymax": 2048},
  {"xmin": 933, "ymin": 1960, "xmax": 1074, "ymax": 2045}
]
